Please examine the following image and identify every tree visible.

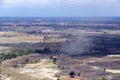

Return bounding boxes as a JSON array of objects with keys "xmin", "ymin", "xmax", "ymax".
[
  {"xmin": 50, "ymin": 56, "xmax": 53, "ymax": 60},
  {"xmin": 77, "ymin": 72, "xmax": 81, "ymax": 76},
  {"xmin": 52, "ymin": 58, "xmax": 57, "ymax": 64},
  {"xmin": 0, "ymin": 61, "xmax": 2, "ymax": 75},
  {"xmin": 69, "ymin": 71, "xmax": 75, "ymax": 78},
  {"xmin": 55, "ymin": 74, "xmax": 60, "ymax": 80},
  {"xmin": 13, "ymin": 64, "xmax": 17, "ymax": 68},
  {"xmin": 44, "ymin": 47, "xmax": 50, "ymax": 52},
  {"xmin": 25, "ymin": 59, "xmax": 29, "ymax": 63}
]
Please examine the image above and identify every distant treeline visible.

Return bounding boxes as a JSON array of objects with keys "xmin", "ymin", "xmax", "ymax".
[{"xmin": 0, "ymin": 24, "xmax": 120, "ymax": 31}]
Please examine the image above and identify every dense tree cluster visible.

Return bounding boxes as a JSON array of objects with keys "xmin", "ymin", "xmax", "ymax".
[
  {"xmin": 35, "ymin": 47, "xmax": 52, "ymax": 53},
  {"xmin": 0, "ymin": 50, "xmax": 32, "ymax": 61},
  {"xmin": 0, "ymin": 47, "xmax": 53, "ymax": 62}
]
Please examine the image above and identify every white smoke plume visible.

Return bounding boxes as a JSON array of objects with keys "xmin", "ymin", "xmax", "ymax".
[{"xmin": 61, "ymin": 30, "xmax": 93, "ymax": 55}]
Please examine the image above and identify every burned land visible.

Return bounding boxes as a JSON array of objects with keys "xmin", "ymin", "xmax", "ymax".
[{"xmin": 0, "ymin": 17, "xmax": 120, "ymax": 80}]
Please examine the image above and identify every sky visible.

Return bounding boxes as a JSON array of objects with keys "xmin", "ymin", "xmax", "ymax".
[{"xmin": 0, "ymin": 0, "xmax": 120, "ymax": 17}]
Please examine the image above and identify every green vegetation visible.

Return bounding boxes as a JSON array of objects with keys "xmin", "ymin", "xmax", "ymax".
[
  {"xmin": 0, "ymin": 47, "xmax": 53, "ymax": 62},
  {"xmin": 52, "ymin": 57, "xmax": 57, "ymax": 64},
  {"xmin": 93, "ymin": 77, "xmax": 107, "ymax": 80},
  {"xmin": 69, "ymin": 71, "xmax": 76, "ymax": 78},
  {"xmin": 0, "ymin": 50, "xmax": 32, "ymax": 61},
  {"xmin": 35, "ymin": 47, "xmax": 52, "ymax": 53}
]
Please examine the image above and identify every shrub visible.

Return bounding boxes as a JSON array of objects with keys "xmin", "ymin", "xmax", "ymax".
[{"xmin": 93, "ymin": 77, "xmax": 107, "ymax": 80}]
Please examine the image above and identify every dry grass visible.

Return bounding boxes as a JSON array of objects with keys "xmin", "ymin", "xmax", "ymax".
[
  {"xmin": 1, "ymin": 68, "xmax": 38, "ymax": 80},
  {"xmin": 14, "ymin": 59, "xmax": 60, "ymax": 80},
  {"xmin": 60, "ymin": 76, "xmax": 85, "ymax": 80},
  {"xmin": 106, "ymin": 69, "xmax": 120, "ymax": 74},
  {"xmin": 0, "ymin": 46, "xmax": 11, "ymax": 50},
  {"xmin": 0, "ymin": 31, "xmax": 66, "ymax": 43},
  {"xmin": 0, "ymin": 31, "xmax": 44, "ymax": 43},
  {"xmin": 44, "ymin": 38, "xmax": 67, "ymax": 43}
]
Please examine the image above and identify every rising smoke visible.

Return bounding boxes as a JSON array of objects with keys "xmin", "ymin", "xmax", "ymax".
[{"xmin": 61, "ymin": 30, "xmax": 93, "ymax": 56}]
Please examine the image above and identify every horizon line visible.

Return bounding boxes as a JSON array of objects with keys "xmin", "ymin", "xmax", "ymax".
[{"xmin": 0, "ymin": 16, "xmax": 120, "ymax": 18}]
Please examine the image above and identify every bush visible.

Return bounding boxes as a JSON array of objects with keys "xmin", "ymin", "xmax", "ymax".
[
  {"xmin": 69, "ymin": 71, "xmax": 76, "ymax": 78},
  {"xmin": 93, "ymin": 77, "xmax": 107, "ymax": 80},
  {"xmin": 0, "ymin": 50, "xmax": 32, "ymax": 61}
]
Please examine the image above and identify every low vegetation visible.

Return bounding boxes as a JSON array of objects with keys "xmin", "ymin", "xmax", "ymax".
[
  {"xmin": 1, "ymin": 68, "xmax": 38, "ymax": 80},
  {"xmin": 0, "ymin": 50, "xmax": 32, "ymax": 61},
  {"xmin": 0, "ymin": 47, "xmax": 56, "ymax": 62},
  {"xmin": 93, "ymin": 77, "xmax": 107, "ymax": 80}
]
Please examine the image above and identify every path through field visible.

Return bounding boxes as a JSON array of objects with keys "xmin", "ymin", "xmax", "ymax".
[{"xmin": 14, "ymin": 59, "xmax": 60, "ymax": 80}]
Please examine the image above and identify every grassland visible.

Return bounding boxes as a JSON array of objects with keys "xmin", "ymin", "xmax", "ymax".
[
  {"xmin": 0, "ymin": 31, "xmax": 67, "ymax": 44},
  {"xmin": 0, "ymin": 30, "xmax": 120, "ymax": 80},
  {"xmin": 14, "ymin": 59, "xmax": 60, "ymax": 80},
  {"xmin": 1, "ymin": 56, "xmax": 60, "ymax": 80},
  {"xmin": 0, "ymin": 32, "xmax": 44, "ymax": 43},
  {"xmin": 1, "ymin": 68, "xmax": 38, "ymax": 80}
]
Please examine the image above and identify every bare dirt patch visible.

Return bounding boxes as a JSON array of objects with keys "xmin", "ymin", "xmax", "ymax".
[{"xmin": 13, "ymin": 59, "xmax": 60, "ymax": 80}]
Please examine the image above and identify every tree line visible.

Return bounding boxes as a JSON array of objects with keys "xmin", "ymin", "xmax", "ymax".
[{"xmin": 0, "ymin": 47, "xmax": 55, "ymax": 62}]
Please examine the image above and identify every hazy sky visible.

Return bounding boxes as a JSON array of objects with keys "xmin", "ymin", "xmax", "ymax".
[{"xmin": 0, "ymin": 0, "xmax": 120, "ymax": 17}]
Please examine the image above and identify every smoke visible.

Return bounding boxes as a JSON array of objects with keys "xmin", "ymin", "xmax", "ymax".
[{"xmin": 61, "ymin": 31, "xmax": 93, "ymax": 56}]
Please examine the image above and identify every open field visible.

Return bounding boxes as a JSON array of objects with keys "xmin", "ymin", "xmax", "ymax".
[
  {"xmin": 1, "ymin": 53, "xmax": 120, "ymax": 80},
  {"xmin": 1, "ymin": 54, "xmax": 60, "ymax": 80},
  {"xmin": 0, "ymin": 46, "xmax": 11, "ymax": 51},
  {"xmin": 0, "ymin": 32, "xmax": 44, "ymax": 43},
  {"xmin": 14, "ymin": 59, "xmax": 60, "ymax": 80},
  {"xmin": 0, "ymin": 17, "xmax": 120, "ymax": 80},
  {"xmin": 57, "ymin": 55, "xmax": 120, "ymax": 80},
  {"xmin": 1, "ymin": 31, "xmax": 120, "ymax": 80},
  {"xmin": 1, "ymin": 68, "xmax": 38, "ymax": 80},
  {"xmin": 0, "ymin": 31, "xmax": 67, "ymax": 44}
]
